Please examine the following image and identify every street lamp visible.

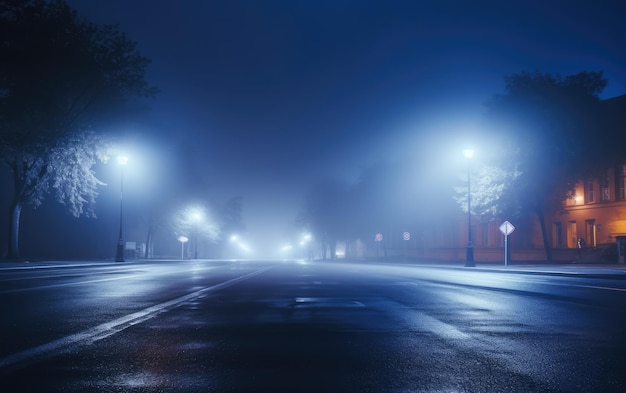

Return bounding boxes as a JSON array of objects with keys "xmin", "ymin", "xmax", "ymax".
[
  {"xmin": 230, "ymin": 234, "xmax": 239, "ymax": 259},
  {"xmin": 463, "ymin": 149, "xmax": 475, "ymax": 267},
  {"xmin": 302, "ymin": 232, "xmax": 312, "ymax": 260},
  {"xmin": 192, "ymin": 212, "xmax": 201, "ymax": 259},
  {"xmin": 115, "ymin": 156, "xmax": 129, "ymax": 262}
]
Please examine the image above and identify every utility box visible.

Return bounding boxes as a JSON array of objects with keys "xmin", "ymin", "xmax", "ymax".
[{"xmin": 616, "ymin": 236, "xmax": 626, "ymax": 264}]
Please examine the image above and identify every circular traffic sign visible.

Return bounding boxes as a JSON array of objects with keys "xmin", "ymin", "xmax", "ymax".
[
  {"xmin": 403, "ymin": 232, "xmax": 411, "ymax": 241},
  {"xmin": 375, "ymin": 233, "xmax": 383, "ymax": 241}
]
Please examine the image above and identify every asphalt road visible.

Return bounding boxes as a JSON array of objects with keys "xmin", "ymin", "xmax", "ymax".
[{"xmin": 1, "ymin": 259, "xmax": 626, "ymax": 392}]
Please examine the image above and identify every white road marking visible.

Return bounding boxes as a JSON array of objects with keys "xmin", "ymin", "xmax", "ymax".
[
  {"xmin": 529, "ymin": 279, "xmax": 626, "ymax": 292},
  {"xmin": 407, "ymin": 311, "xmax": 471, "ymax": 340},
  {"xmin": 0, "ymin": 274, "xmax": 143, "ymax": 294},
  {"xmin": 0, "ymin": 266, "xmax": 273, "ymax": 371},
  {"xmin": 568, "ymin": 283, "xmax": 626, "ymax": 292},
  {"xmin": 0, "ymin": 265, "xmax": 222, "ymax": 294}
]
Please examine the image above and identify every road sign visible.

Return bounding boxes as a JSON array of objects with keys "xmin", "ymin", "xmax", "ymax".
[
  {"xmin": 499, "ymin": 221, "xmax": 515, "ymax": 236},
  {"xmin": 375, "ymin": 233, "xmax": 383, "ymax": 241},
  {"xmin": 403, "ymin": 232, "xmax": 410, "ymax": 241},
  {"xmin": 499, "ymin": 221, "xmax": 515, "ymax": 267}
]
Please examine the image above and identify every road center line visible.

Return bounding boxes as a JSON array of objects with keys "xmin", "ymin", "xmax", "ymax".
[{"xmin": 0, "ymin": 266, "xmax": 273, "ymax": 372}]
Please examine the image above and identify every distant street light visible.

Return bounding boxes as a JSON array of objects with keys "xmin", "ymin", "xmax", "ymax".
[
  {"xmin": 192, "ymin": 211, "xmax": 201, "ymax": 259},
  {"xmin": 230, "ymin": 234, "xmax": 240, "ymax": 259},
  {"xmin": 115, "ymin": 156, "xmax": 128, "ymax": 262},
  {"xmin": 301, "ymin": 232, "xmax": 312, "ymax": 260},
  {"xmin": 463, "ymin": 149, "xmax": 475, "ymax": 267}
]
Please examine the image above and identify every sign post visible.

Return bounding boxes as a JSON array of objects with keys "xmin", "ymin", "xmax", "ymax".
[
  {"xmin": 177, "ymin": 236, "xmax": 189, "ymax": 260},
  {"xmin": 499, "ymin": 221, "xmax": 515, "ymax": 267},
  {"xmin": 403, "ymin": 232, "xmax": 410, "ymax": 260},
  {"xmin": 375, "ymin": 233, "xmax": 383, "ymax": 258}
]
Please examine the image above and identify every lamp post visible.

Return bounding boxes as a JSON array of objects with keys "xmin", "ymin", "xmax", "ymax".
[
  {"xmin": 463, "ymin": 149, "xmax": 475, "ymax": 267},
  {"xmin": 230, "ymin": 235, "xmax": 238, "ymax": 259},
  {"xmin": 193, "ymin": 212, "xmax": 200, "ymax": 259},
  {"xmin": 302, "ymin": 232, "xmax": 312, "ymax": 260},
  {"xmin": 115, "ymin": 156, "xmax": 128, "ymax": 262}
]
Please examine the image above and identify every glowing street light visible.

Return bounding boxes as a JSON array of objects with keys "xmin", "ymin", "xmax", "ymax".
[
  {"xmin": 301, "ymin": 232, "xmax": 313, "ymax": 260},
  {"xmin": 463, "ymin": 149, "xmax": 475, "ymax": 267},
  {"xmin": 115, "ymin": 156, "xmax": 128, "ymax": 262},
  {"xmin": 229, "ymin": 234, "xmax": 240, "ymax": 258},
  {"xmin": 191, "ymin": 211, "xmax": 202, "ymax": 259}
]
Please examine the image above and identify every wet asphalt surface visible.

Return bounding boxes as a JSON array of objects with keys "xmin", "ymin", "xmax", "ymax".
[{"xmin": 1, "ymin": 259, "xmax": 626, "ymax": 392}]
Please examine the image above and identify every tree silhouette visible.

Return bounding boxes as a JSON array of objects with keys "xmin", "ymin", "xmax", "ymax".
[
  {"xmin": 476, "ymin": 71, "xmax": 607, "ymax": 260},
  {"xmin": 0, "ymin": 0, "xmax": 157, "ymax": 258}
]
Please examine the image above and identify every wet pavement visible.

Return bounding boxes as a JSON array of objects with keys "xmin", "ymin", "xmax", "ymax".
[{"xmin": 1, "ymin": 259, "xmax": 626, "ymax": 392}]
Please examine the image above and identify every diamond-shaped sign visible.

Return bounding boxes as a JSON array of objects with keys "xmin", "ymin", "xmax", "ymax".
[{"xmin": 499, "ymin": 221, "xmax": 515, "ymax": 236}]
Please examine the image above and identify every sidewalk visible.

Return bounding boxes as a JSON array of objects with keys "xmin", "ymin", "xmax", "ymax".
[
  {"xmin": 0, "ymin": 259, "xmax": 124, "ymax": 271},
  {"xmin": 412, "ymin": 260, "xmax": 626, "ymax": 280},
  {"xmin": 348, "ymin": 257, "xmax": 626, "ymax": 280}
]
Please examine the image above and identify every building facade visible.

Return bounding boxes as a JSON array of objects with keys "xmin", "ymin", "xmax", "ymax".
[{"xmin": 550, "ymin": 165, "xmax": 626, "ymax": 249}]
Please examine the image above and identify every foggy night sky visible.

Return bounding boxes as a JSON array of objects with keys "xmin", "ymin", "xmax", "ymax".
[{"xmin": 5, "ymin": 0, "xmax": 626, "ymax": 259}]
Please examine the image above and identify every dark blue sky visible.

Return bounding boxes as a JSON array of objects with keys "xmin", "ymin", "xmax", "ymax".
[{"xmin": 65, "ymin": 0, "xmax": 626, "ymax": 255}]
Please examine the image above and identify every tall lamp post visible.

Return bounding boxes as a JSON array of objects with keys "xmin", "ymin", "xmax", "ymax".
[
  {"xmin": 192, "ymin": 212, "xmax": 201, "ymax": 259},
  {"xmin": 463, "ymin": 149, "xmax": 475, "ymax": 267},
  {"xmin": 115, "ymin": 156, "xmax": 129, "ymax": 262},
  {"xmin": 230, "ymin": 235, "xmax": 238, "ymax": 259}
]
